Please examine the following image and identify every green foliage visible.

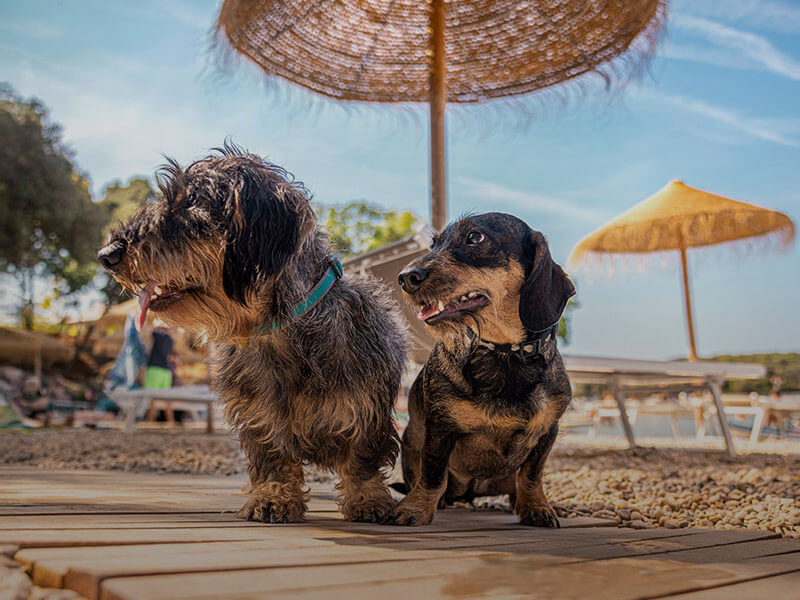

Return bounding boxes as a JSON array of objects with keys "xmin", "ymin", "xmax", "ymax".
[
  {"xmin": 315, "ymin": 201, "xmax": 421, "ymax": 258},
  {"xmin": 0, "ymin": 83, "xmax": 108, "ymax": 328},
  {"xmin": 557, "ymin": 297, "xmax": 578, "ymax": 343},
  {"xmin": 704, "ymin": 353, "xmax": 800, "ymax": 393},
  {"xmin": 99, "ymin": 177, "xmax": 156, "ymax": 236}
]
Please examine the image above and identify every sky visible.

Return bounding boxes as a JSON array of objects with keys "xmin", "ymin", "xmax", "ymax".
[{"xmin": 1, "ymin": 0, "xmax": 799, "ymax": 359}]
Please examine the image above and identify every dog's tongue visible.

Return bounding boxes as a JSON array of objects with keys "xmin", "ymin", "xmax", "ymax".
[
  {"xmin": 135, "ymin": 283, "xmax": 156, "ymax": 331},
  {"xmin": 417, "ymin": 304, "xmax": 440, "ymax": 321}
]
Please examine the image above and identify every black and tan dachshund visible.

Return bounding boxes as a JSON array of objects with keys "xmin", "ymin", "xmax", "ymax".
[{"xmin": 389, "ymin": 212, "xmax": 575, "ymax": 526}]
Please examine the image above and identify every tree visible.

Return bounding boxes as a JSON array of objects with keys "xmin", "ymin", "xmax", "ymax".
[
  {"xmin": 315, "ymin": 201, "xmax": 421, "ymax": 258},
  {"xmin": 99, "ymin": 177, "xmax": 156, "ymax": 235},
  {"xmin": 0, "ymin": 83, "xmax": 108, "ymax": 328}
]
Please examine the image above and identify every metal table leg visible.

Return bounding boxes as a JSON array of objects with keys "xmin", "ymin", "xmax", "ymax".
[
  {"xmin": 612, "ymin": 382, "xmax": 637, "ymax": 449},
  {"xmin": 708, "ymin": 378, "xmax": 737, "ymax": 458}
]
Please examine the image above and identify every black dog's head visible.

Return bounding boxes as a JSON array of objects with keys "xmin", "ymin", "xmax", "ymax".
[
  {"xmin": 398, "ymin": 213, "xmax": 575, "ymax": 343},
  {"xmin": 97, "ymin": 144, "xmax": 315, "ymax": 339}
]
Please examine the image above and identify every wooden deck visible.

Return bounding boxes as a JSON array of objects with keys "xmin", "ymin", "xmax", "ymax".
[{"xmin": 2, "ymin": 468, "xmax": 799, "ymax": 599}]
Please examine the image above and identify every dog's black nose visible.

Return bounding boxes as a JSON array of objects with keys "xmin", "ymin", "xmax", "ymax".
[
  {"xmin": 98, "ymin": 242, "xmax": 126, "ymax": 271},
  {"xmin": 398, "ymin": 266, "xmax": 428, "ymax": 292}
]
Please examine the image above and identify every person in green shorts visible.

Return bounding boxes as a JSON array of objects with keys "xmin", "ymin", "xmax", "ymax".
[{"xmin": 145, "ymin": 326, "xmax": 174, "ymax": 389}]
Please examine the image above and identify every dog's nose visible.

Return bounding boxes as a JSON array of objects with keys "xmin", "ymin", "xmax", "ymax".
[
  {"xmin": 97, "ymin": 242, "xmax": 126, "ymax": 271},
  {"xmin": 398, "ymin": 266, "xmax": 428, "ymax": 292}
]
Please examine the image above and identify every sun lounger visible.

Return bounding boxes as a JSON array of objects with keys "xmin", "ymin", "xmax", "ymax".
[
  {"xmin": 111, "ymin": 385, "xmax": 218, "ymax": 433},
  {"xmin": 565, "ymin": 356, "xmax": 765, "ymax": 457}
]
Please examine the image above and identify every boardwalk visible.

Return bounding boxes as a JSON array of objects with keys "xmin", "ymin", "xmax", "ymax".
[{"xmin": 1, "ymin": 468, "xmax": 799, "ymax": 599}]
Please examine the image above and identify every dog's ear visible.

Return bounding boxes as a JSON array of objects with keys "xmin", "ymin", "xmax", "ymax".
[
  {"xmin": 519, "ymin": 230, "xmax": 575, "ymax": 332},
  {"xmin": 222, "ymin": 167, "xmax": 315, "ymax": 304}
]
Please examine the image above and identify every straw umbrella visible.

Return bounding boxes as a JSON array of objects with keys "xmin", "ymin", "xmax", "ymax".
[
  {"xmin": 215, "ymin": 0, "xmax": 665, "ymax": 230},
  {"xmin": 568, "ymin": 180, "xmax": 796, "ymax": 361}
]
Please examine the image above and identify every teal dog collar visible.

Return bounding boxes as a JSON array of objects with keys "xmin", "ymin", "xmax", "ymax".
[{"xmin": 262, "ymin": 255, "xmax": 343, "ymax": 333}]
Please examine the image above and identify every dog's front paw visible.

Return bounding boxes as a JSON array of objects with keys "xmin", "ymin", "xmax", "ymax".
[
  {"xmin": 341, "ymin": 494, "xmax": 394, "ymax": 523},
  {"xmin": 517, "ymin": 504, "xmax": 560, "ymax": 528},
  {"xmin": 236, "ymin": 496, "xmax": 306, "ymax": 523},
  {"xmin": 384, "ymin": 495, "xmax": 437, "ymax": 526},
  {"xmin": 236, "ymin": 482, "xmax": 307, "ymax": 524}
]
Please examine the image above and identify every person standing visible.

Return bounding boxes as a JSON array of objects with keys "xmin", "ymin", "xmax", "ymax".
[{"xmin": 145, "ymin": 325, "xmax": 174, "ymax": 389}]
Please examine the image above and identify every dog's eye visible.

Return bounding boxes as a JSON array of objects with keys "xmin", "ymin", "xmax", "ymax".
[{"xmin": 466, "ymin": 231, "xmax": 485, "ymax": 245}]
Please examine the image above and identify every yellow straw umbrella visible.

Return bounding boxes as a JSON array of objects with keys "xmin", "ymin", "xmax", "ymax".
[
  {"xmin": 215, "ymin": 0, "xmax": 665, "ymax": 230},
  {"xmin": 568, "ymin": 180, "xmax": 795, "ymax": 361}
]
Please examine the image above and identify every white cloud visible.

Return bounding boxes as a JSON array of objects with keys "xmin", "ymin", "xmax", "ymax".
[
  {"xmin": 673, "ymin": 0, "xmax": 800, "ymax": 34},
  {"xmin": 671, "ymin": 13, "xmax": 800, "ymax": 81},
  {"xmin": 454, "ymin": 177, "xmax": 604, "ymax": 222},
  {"xmin": 656, "ymin": 93, "xmax": 800, "ymax": 148}
]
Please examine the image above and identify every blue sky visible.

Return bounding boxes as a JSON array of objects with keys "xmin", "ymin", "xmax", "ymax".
[{"xmin": 1, "ymin": 0, "xmax": 799, "ymax": 359}]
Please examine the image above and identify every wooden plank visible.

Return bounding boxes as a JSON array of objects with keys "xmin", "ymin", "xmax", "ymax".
[
  {"xmin": 302, "ymin": 511, "xmax": 615, "ymax": 535},
  {"xmin": 323, "ymin": 527, "xmax": 696, "ymax": 553},
  {"xmin": 99, "ymin": 557, "xmax": 499, "ymax": 600},
  {"xmin": 0, "ymin": 469, "xmax": 334, "ymax": 515},
  {"xmin": 99, "ymin": 550, "xmax": 800, "ymax": 600},
  {"xmin": 648, "ymin": 536, "xmax": 800, "ymax": 564},
  {"xmin": 286, "ymin": 556, "xmax": 799, "ymax": 600},
  {"xmin": 0, "ymin": 518, "xmax": 275, "ymax": 530},
  {"xmin": 0, "ymin": 522, "xmax": 376, "ymax": 549},
  {"xmin": 21, "ymin": 539, "xmax": 343, "ymax": 588},
  {"xmin": 63, "ymin": 546, "xmax": 495, "ymax": 600},
  {"xmin": 665, "ymin": 571, "xmax": 800, "ymax": 599},
  {"xmin": 476, "ymin": 529, "xmax": 782, "ymax": 561}
]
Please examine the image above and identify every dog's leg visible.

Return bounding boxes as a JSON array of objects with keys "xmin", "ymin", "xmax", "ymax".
[
  {"xmin": 336, "ymin": 455, "xmax": 394, "ymax": 524},
  {"xmin": 236, "ymin": 434, "xmax": 307, "ymax": 524},
  {"xmin": 515, "ymin": 422, "xmax": 559, "ymax": 527},
  {"xmin": 386, "ymin": 423, "xmax": 458, "ymax": 526}
]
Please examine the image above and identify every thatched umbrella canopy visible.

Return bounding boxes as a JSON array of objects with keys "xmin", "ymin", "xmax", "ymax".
[
  {"xmin": 569, "ymin": 180, "xmax": 796, "ymax": 361},
  {"xmin": 216, "ymin": 0, "xmax": 665, "ymax": 229}
]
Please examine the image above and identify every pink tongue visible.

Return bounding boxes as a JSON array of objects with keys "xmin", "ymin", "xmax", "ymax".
[
  {"xmin": 417, "ymin": 305, "xmax": 441, "ymax": 321},
  {"xmin": 136, "ymin": 283, "xmax": 155, "ymax": 331}
]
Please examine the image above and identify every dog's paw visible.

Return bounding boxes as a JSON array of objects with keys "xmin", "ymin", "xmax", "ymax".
[
  {"xmin": 383, "ymin": 497, "xmax": 437, "ymax": 526},
  {"xmin": 344, "ymin": 502, "xmax": 393, "ymax": 523},
  {"xmin": 517, "ymin": 505, "xmax": 560, "ymax": 528},
  {"xmin": 236, "ymin": 495, "xmax": 305, "ymax": 524},
  {"xmin": 341, "ymin": 494, "xmax": 394, "ymax": 523}
]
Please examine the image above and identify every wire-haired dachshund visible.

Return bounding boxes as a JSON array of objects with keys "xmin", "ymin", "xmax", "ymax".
[
  {"xmin": 98, "ymin": 145, "xmax": 407, "ymax": 524},
  {"xmin": 390, "ymin": 212, "xmax": 575, "ymax": 526}
]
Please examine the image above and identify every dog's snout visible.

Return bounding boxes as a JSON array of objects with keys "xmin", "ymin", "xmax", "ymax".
[
  {"xmin": 398, "ymin": 266, "xmax": 428, "ymax": 292},
  {"xmin": 97, "ymin": 242, "xmax": 126, "ymax": 271}
]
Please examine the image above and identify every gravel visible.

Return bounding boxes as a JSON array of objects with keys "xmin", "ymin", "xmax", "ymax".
[
  {"xmin": 545, "ymin": 446, "xmax": 800, "ymax": 538},
  {"xmin": 1, "ymin": 430, "xmax": 798, "ymax": 537}
]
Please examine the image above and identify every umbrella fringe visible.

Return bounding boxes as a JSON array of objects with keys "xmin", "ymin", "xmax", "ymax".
[
  {"xmin": 207, "ymin": 1, "xmax": 667, "ymax": 134},
  {"xmin": 570, "ymin": 222, "xmax": 796, "ymax": 280}
]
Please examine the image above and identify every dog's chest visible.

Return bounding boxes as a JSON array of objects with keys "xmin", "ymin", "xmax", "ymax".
[
  {"xmin": 445, "ymin": 384, "xmax": 555, "ymax": 477},
  {"xmin": 214, "ymin": 344, "xmax": 369, "ymax": 463}
]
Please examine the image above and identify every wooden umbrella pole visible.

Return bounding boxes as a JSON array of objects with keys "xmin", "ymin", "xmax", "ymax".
[
  {"xmin": 679, "ymin": 246, "xmax": 699, "ymax": 361},
  {"xmin": 429, "ymin": 0, "xmax": 447, "ymax": 231}
]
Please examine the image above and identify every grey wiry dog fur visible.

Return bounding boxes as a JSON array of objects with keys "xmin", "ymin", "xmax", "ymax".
[{"xmin": 98, "ymin": 145, "xmax": 407, "ymax": 523}]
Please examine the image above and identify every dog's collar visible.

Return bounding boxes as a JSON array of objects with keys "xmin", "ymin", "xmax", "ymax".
[
  {"xmin": 472, "ymin": 324, "xmax": 558, "ymax": 359},
  {"xmin": 261, "ymin": 255, "xmax": 343, "ymax": 333}
]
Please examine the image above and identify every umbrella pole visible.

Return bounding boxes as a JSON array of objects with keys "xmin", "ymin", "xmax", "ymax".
[
  {"xmin": 679, "ymin": 246, "xmax": 699, "ymax": 361},
  {"xmin": 429, "ymin": 0, "xmax": 447, "ymax": 231}
]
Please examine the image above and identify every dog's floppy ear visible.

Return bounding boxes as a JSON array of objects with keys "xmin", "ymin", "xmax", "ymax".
[
  {"xmin": 222, "ymin": 166, "xmax": 314, "ymax": 304},
  {"xmin": 519, "ymin": 229, "xmax": 575, "ymax": 332}
]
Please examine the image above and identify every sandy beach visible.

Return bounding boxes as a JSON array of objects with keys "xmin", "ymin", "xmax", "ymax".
[{"xmin": 1, "ymin": 430, "xmax": 797, "ymax": 538}]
